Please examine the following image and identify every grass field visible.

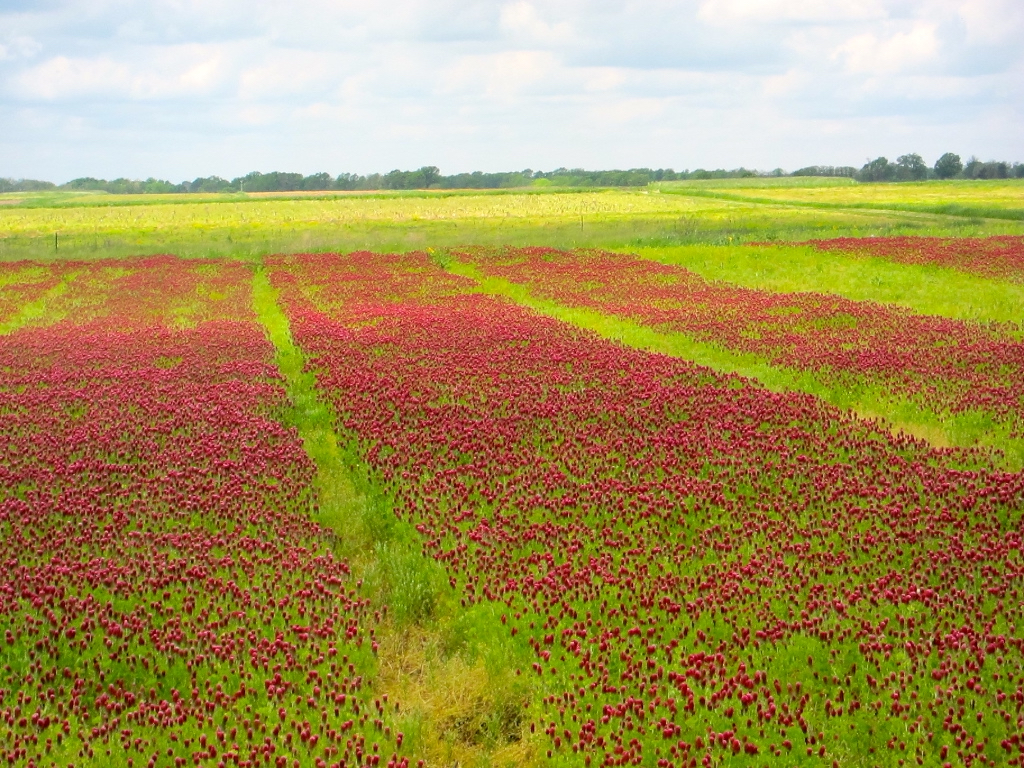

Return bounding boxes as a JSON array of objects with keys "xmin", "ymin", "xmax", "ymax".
[
  {"xmin": 1, "ymin": 181, "xmax": 1023, "ymax": 768},
  {"xmin": 657, "ymin": 178, "xmax": 1024, "ymax": 221},
  {"xmin": 2, "ymin": 181, "xmax": 1023, "ymax": 262}
]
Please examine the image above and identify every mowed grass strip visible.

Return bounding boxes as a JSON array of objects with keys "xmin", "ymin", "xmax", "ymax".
[
  {"xmin": 252, "ymin": 266, "xmax": 366, "ymax": 540},
  {"xmin": 252, "ymin": 264, "xmax": 545, "ymax": 767},
  {"xmin": 445, "ymin": 258, "xmax": 1024, "ymax": 470}
]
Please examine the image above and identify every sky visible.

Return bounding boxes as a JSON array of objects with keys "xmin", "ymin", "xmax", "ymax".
[{"xmin": 1, "ymin": 0, "xmax": 1022, "ymax": 182}]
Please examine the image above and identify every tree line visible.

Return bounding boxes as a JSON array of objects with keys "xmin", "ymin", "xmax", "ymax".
[
  {"xmin": 851, "ymin": 154, "xmax": 1024, "ymax": 182},
  {"xmin": 0, "ymin": 167, "xmax": 767, "ymax": 194},
  {"xmin": 2, "ymin": 156, "xmax": 1021, "ymax": 194}
]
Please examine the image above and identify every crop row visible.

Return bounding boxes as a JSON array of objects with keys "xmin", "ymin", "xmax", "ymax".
[
  {"xmin": 454, "ymin": 246, "xmax": 1024, "ymax": 439},
  {"xmin": 0, "ymin": 258, "xmax": 406, "ymax": 768},
  {"xmin": 805, "ymin": 237, "xmax": 1024, "ymax": 283},
  {"xmin": 269, "ymin": 251, "xmax": 1024, "ymax": 767}
]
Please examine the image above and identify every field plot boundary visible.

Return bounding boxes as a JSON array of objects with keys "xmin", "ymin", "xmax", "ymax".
[
  {"xmin": 252, "ymin": 266, "xmax": 368, "ymax": 542},
  {"xmin": 444, "ymin": 256, "xmax": 1023, "ymax": 468},
  {"xmin": 252, "ymin": 263, "xmax": 546, "ymax": 767}
]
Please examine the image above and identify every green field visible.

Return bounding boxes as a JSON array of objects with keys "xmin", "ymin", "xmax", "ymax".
[
  {"xmin": 2, "ymin": 180, "xmax": 1024, "ymax": 768},
  {"xmin": 656, "ymin": 177, "xmax": 1024, "ymax": 221}
]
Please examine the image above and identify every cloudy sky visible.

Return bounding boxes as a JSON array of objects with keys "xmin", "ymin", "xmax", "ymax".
[{"xmin": 1, "ymin": 0, "xmax": 1021, "ymax": 182}]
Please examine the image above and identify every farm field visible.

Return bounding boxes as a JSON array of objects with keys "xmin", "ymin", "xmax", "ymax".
[
  {"xmin": 625, "ymin": 243, "xmax": 1024, "ymax": 325},
  {"xmin": 1, "ymin": 183, "xmax": 1024, "ymax": 768},
  {"xmin": 449, "ymin": 242, "xmax": 1024, "ymax": 465},
  {"xmin": 2, "ymin": 180, "xmax": 1024, "ymax": 262},
  {"xmin": 656, "ymin": 180, "xmax": 1024, "ymax": 223}
]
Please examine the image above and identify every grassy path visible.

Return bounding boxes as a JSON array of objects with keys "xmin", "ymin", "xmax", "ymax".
[
  {"xmin": 251, "ymin": 265, "xmax": 541, "ymax": 768},
  {"xmin": 445, "ymin": 259, "xmax": 1023, "ymax": 470},
  {"xmin": 252, "ymin": 267, "xmax": 367, "ymax": 542}
]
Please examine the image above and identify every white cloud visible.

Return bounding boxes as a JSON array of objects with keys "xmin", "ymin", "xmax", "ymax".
[
  {"xmin": 762, "ymin": 68, "xmax": 810, "ymax": 97},
  {"xmin": 0, "ymin": 35, "xmax": 42, "ymax": 61},
  {"xmin": 698, "ymin": 0, "xmax": 885, "ymax": 25},
  {"xmin": 0, "ymin": 0, "xmax": 1020, "ymax": 180},
  {"xmin": 589, "ymin": 96, "xmax": 667, "ymax": 125},
  {"xmin": 442, "ymin": 50, "xmax": 562, "ymax": 99},
  {"xmin": 583, "ymin": 67, "xmax": 627, "ymax": 93},
  {"xmin": 957, "ymin": 0, "xmax": 1024, "ymax": 45},
  {"xmin": 237, "ymin": 51, "xmax": 341, "ymax": 100},
  {"xmin": 500, "ymin": 2, "xmax": 573, "ymax": 44},
  {"xmin": 11, "ymin": 45, "xmax": 230, "ymax": 100},
  {"xmin": 833, "ymin": 23, "xmax": 939, "ymax": 74}
]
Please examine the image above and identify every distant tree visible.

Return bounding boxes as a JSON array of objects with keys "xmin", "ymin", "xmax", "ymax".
[
  {"xmin": 934, "ymin": 153, "xmax": 963, "ymax": 179},
  {"xmin": 792, "ymin": 166, "xmax": 856, "ymax": 178},
  {"xmin": 334, "ymin": 172, "xmax": 377, "ymax": 190},
  {"xmin": 0, "ymin": 178, "xmax": 56, "ymax": 192},
  {"xmin": 302, "ymin": 172, "xmax": 334, "ymax": 191},
  {"xmin": 419, "ymin": 166, "xmax": 441, "ymax": 188},
  {"xmin": 233, "ymin": 171, "xmax": 304, "ymax": 192},
  {"xmin": 268, "ymin": 172, "xmax": 303, "ymax": 191},
  {"xmin": 143, "ymin": 177, "xmax": 176, "ymax": 193},
  {"xmin": 962, "ymin": 157, "xmax": 982, "ymax": 179},
  {"xmin": 382, "ymin": 169, "xmax": 412, "ymax": 190},
  {"xmin": 895, "ymin": 154, "xmax": 928, "ymax": 181},
  {"xmin": 235, "ymin": 172, "xmax": 263, "ymax": 192},
  {"xmin": 187, "ymin": 176, "xmax": 234, "ymax": 193},
  {"xmin": 62, "ymin": 177, "xmax": 107, "ymax": 191},
  {"xmin": 963, "ymin": 158, "xmax": 1009, "ymax": 180},
  {"xmin": 856, "ymin": 157, "xmax": 894, "ymax": 182},
  {"xmin": 29, "ymin": 160, "xmax": 1023, "ymax": 195}
]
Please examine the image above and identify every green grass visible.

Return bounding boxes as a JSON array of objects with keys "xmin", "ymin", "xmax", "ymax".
[
  {"xmin": 0, "ymin": 268, "xmax": 79, "ymax": 334},
  {"xmin": 251, "ymin": 264, "xmax": 545, "ymax": 767},
  {"xmin": 444, "ymin": 259, "xmax": 1024, "ymax": 470},
  {"xmin": 251, "ymin": 267, "xmax": 368, "ymax": 542},
  {"xmin": 658, "ymin": 176, "xmax": 859, "ymax": 189},
  {"xmin": 628, "ymin": 244, "xmax": 1024, "ymax": 328}
]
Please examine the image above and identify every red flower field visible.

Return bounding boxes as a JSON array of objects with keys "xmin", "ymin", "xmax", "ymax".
[
  {"xmin": 1, "ymin": 248, "xmax": 1022, "ymax": 767},
  {"xmin": 804, "ymin": 236, "xmax": 1024, "ymax": 283},
  {"xmin": 457, "ymin": 246, "xmax": 1024, "ymax": 438},
  {"xmin": 0, "ymin": 257, "xmax": 406, "ymax": 768},
  {"xmin": 269, "ymin": 251, "xmax": 1024, "ymax": 768}
]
